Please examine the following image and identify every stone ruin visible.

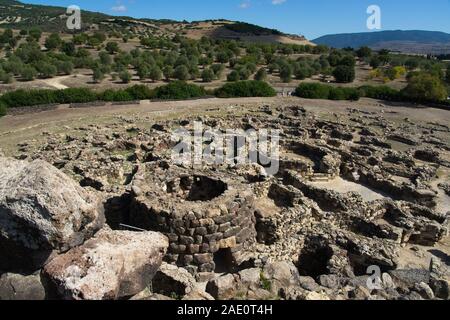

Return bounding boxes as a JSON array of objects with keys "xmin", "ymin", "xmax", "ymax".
[
  {"xmin": 1, "ymin": 103, "xmax": 449, "ymax": 300},
  {"xmin": 128, "ymin": 164, "xmax": 257, "ymax": 274}
]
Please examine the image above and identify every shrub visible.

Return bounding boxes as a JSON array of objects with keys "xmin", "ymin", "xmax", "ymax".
[
  {"xmin": 328, "ymin": 87, "xmax": 347, "ymax": 100},
  {"xmin": 0, "ymin": 71, "xmax": 13, "ymax": 84},
  {"xmin": 333, "ymin": 65, "xmax": 355, "ymax": 83},
  {"xmin": 227, "ymin": 70, "xmax": 240, "ymax": 82},
  {"xmin": 0, "ymin": 101, "xmax": 7, "ymax": 117},
  {"xmin": 106, "ymin": 41, "xmax": 120, "ymax": 54},
  {"xmin": 211, "ymin": 64, "xmax": 225, "ymax": 78},
  {"xmin": 331, "ymin": 87, "xmax": 360, "ymax": 101},
  {"xmin": 20, "ymin": 65, "xmax": 37, "ymax": 81},
  {"xmin": 29, "ymin": 27, "xmax": 42, "ymax": 41},
  {"xmin": 369, "ymin": 56, "xmax": 381, "ymax": 69},
  {"xmin": 280, "ymin": 65, "xmax": 293, "ymax": 83},
  {"xmin": 119, "ymin": 71, "xmax": 132, "ymax": 83},
  {"xmin": 445, "ymin": 65, "xmax": 450, "ymax": 85},
  {"xmin": 254, "ymin": 68, "xmax": 267, "ymax": 81},
  {"xmin": 57, "ymin": 88, "xmax": 98, "ymax": 104},
  {"xmin": 58, "ymin": 61, "xmax": 74, "ymax": 75},
  {"xmin": 174, "ymin": 65, "xmax": 190, "ymax": 81},
  {"xmin": 295, "ymin": 83, "xmax": 331, "ymax": 99},
  {"xmin": 137, "ymin": 64, "xmax": 150, "ymax": 80},
  {"xmin": 339, "ymin": 55, "xmax": 356, "ymax": 67},
  {"xmin": 93, "ymin": 68, "xmax": 105, "ymax": 83},
  {"xmin": 0, "ymin": 89, "xmax": 58, "ymax": 108},
  {"xmin": 385, "ymin": 66, "xmax": 406, "ymax": 81},
  {"xmin": 358, "ymin": 85, "xmax": 400, "ymax": 101},
  {"xmin": 295, "ymin": 67, "xmax": 309, "ymax": 80},
  {"xmin": 160, "ymin": 66, "xmax": 172, "ymax": 81},
  {"xmin": 45, "ymin": 33, "xmax": 62, "ymax": 50},
  {"xmin": 344, "ymin": 88, "xmax": 361, "ymax": 101},
  {"xmin": 295, "ymin": 83, "xmax": 360, "ymax": 101},
  {"xmin": 356, "ymin": 46, "xmax": 372, "ymax": 58},
  {"xmin": 38, "ymin": 63, "xmax": 58, "ymax": 79},
  {"xmin": 401, "ymin": 73, "xmax": 448, "ymax": 102},
  {"xmin": 125, "ymin": 85, "xmax": 153, "ymax": 100},
  {"xmin": 201, "ymin": 68, "xmax": 214, "ymax": 83},
  {"xmin": 238, "ymin": 67, "xmax": 251, "ymax": 80},
  {"xmin": 149, "ymin": 66, "xmax": 162, "ymax": 82},
  {"xmin": 153, "ymin": 81, "xmax": 206, "ymax": 100},
  {"xmin": 215, "ymin": 81, "xmax": 276, "ymax": 98},
  {"xmin": 100, "ymin": 89, "xmax": 133, "ymax": 102}
]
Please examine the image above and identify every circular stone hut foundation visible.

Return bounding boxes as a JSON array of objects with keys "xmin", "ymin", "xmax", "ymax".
[{"xmin": 128, "ymin": 162, "xmax": 257, "ymax": 274}]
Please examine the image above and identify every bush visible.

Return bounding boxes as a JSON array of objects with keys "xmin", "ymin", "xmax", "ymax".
[
  {"xmin": 37, "ymin": 63, "xmax": 57, "ymax": 79},
  {"xmin": 329, "ymin": 87, "xmax": 360, "ymax": 101},
  {"xmin": 106, "ymin": 42, "xmax": 120, "ymax": 54},
  {"xmin": 211, "ymin": 64, "xmax": 225, "ymax": 78},
  {"xmin": 339, "ymin": 55, "xmax": 356, "ymax": 67},
  {"xmin": 174, "ymin": 65, "xmax": 190, "ymax": 81},
  {"xmin": 295, "ymin": 83, "xmax": 360, "ymax": 101},
  {"xmin": 119, "ymin": 71, "xmax": 132, "ymax": 83},
  {"xmin": 0, "ymin": 89, "xmax": 58, "ymax": 108},
  {"xmin": 153, "ymin": 81, "xmax": 206, "ymax": 100},
  {"xmin": 254, "ymin": 68, "xmax": 267, "ymax": 81},
  {"xmin": 445, "ymin": 65, "xmax": 450, "ymax": 85},
  {"xmin": 401, "ymin": 73, "xmax": 448, "ymax": 102},
  {"xmin": 356, "ymin": 46, "xmax": 372, "ymax": 58},
  {"xmin": 215, "ymin": 81, "xmax": 276, "ymax": 98},
  {"xmin": 149, "ymin": 66, "xmax": 162, "ymax": 82},
  {"xmin": 333, "ymin": 65, "xmax": 355, "ymax": 83},
  {"xmin": 295, "ymin": 83, "xmax": 331, "ymax": 99},
  {"xmin": 369, "ymin": 56, "xmax": 381, "ymax": 69},
  {"xmin": 125, "ymin": 85, "xmax": 153, "ymax": 100},
  {"xmin": 100, "ymin": 89, "xmax": 133, "ymax": 102},
  {"xmin": 227, "ymin": 70, "xmax": 240, "ymax": 82},
  {"xmin": 201, "ymin": 68, "xmax": 214, "ymax": 83},
  {"xmin": 45, "ymin": 33, "xmax": 62, "ymax": 50},
  {"xmin": 358, "ymin": 85, "xmax": 400, "ymax": 101},
  {"xmin": 160, "ymin": 65, "xmax": 172, "ymax": 80},
  {"xmin": 93, "ymin": 68, "xmax": 105, "ymax": 83},
  {"xmin": 0, "ymin": 71, "xmax": 13, "ymax": 84},
  {"xmin": 57, "ymin": 88, "xmax": 98, "ymax": 104},
  {"xmin": 280, "ymin": 65, "xmax": 293, "ymax": 83},
  {"xmin": 58, "ymin": 61, "xmax": 74, "ymax": 75},
  {"xmin": 20, "ymin": 65, "xmax": 37, "ymax": 81},
  {"xmin": 0, "ymin": 101, "xmax": 7, "ymax": 117}
]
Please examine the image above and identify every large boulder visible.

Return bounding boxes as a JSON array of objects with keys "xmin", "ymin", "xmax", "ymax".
[
  {"xmin": 0, "ymin": 158, "xmax": 105, "ymax": 271},
  {"xmin": 43, "ymin": 228, "xmax": 168, "ymax": 300},
  {"xmin": 0, "ymin": 272, "xmax": 46, "ymax": 300}
]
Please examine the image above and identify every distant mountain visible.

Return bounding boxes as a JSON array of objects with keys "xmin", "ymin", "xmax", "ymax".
[
  {"xmin": 0, "ymin": 0, "xmax": 312, "ymax": 45},
  {"xmin": 313, "ymin": 30, "xmax": 450, "ymax": 54}
]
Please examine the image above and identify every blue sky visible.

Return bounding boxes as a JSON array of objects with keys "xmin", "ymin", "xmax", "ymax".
[{"xmin": 24, "ymin": 0, "xmax": 450, "ymax": 39}]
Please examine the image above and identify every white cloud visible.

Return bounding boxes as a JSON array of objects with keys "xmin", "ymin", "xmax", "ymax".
[
  {"xmin": 111, "ymin": 5, "xmax": 127, "ymax": 12},
  {"xmin": 272, "ymin": 0, "xmax": 286, "ymax": 5},
  {"xmin": 239, "ymin": 1, "xmax": 251, "ymax": 9}
]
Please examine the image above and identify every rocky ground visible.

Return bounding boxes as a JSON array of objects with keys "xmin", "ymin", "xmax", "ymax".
[{"xmin": 0, "ymin": 97, "xmax": 449, "ymax": 300}]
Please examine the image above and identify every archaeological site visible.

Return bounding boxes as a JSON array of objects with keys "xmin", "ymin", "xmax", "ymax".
[
  {"xmin": 0, "ymin": 0, "xmax": 449, "ymax": 305},
  {"xmin": 1, "ymin": 99, "xmax": 449, "ymax": 301}
]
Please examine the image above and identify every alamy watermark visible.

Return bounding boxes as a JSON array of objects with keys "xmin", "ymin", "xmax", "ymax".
[
  {"xmin": 367, "ymin": 5, "xmax": 382, "ymax": 30},
  {"xmin": 66, "ymin": 5, "xmax": 82, "ymax": 30},
  {"xmin": 366, "ymin": 265, "xmax": 395, "ymax": 290},
  {"xmin": 171, "ymin": 122, "xmax": 280, "ymax": 176}
]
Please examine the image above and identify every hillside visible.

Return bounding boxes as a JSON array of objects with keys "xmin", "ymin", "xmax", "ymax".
[
  {"xmin": 0, "ymin": 0, "xmax": 312, "ymax": 45},
  {"xmin": 313, "ymin": 30, "xmax": 450, "ymax": 54}
]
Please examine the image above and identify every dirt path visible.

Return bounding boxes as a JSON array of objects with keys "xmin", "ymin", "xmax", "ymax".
[{"xmin": 41, "ymin": 75, "xmax": 71, "ymax": 90}]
